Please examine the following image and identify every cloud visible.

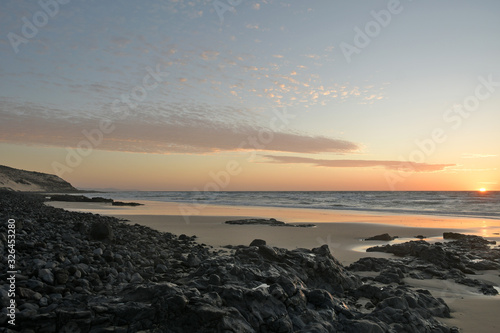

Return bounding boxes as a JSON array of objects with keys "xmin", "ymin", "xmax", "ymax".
[
  {"xmin": 0, "ymin": 102, "xmax": 360, "ymax": 155},
  {"xmin": 447, "ymin": 167, "xmax": 497, "ymax": 172},
  {"xmin": 264, "ymin": 155, "xmax": 455, "ymax": 172},
  {"xmin": 200, "ymin": 50, "xmax": 220, "ymax": 61},
  {"xmin": 461, "ymin": 153, "xmax": 497, "ymax": 159},
  {"xmin": 245, "ymin": 24, "xmax": 260, "ymax": 30}
]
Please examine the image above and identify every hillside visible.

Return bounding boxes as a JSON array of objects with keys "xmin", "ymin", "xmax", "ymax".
[{"xmin": 0, "ymin": 165, "xmax": 78, "ymax": 192}]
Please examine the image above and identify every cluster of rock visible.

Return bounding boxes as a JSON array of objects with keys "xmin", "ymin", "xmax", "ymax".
[
  {"xmin": 349, "ymin": 232, "xmax": 500, "ymax": 295},
  {"xmin": 1, "ymin": 191, "xmax": 458, "ymax": 332},
  {"xmin": 47, "ymin": 194, "xmax": 143, "ymax": 207},
  {"xmin": 225, "ymin": 218, "xmax": 315, "ymax": 228}
]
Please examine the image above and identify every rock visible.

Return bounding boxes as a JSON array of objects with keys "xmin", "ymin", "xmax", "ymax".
[
  {"xmin": 209, "ymin": 274, "xmax": 221, "ymax": 286},
  {"xmin": 38, "ymin": 268, "xmax": 54, "ymax": 285},
  {"xmin": 55, "ymin": 269, "xmax": 70, "ymax": 285},
  {"xmin": 374, "ymin": 268, "xmax": 403, "ymax": 284},
  {"xmin": 365, "ymin": 233, "xmax": 396, "ymax": 241},
  {"xmin": 130, "ymin": 273, "xmax": 144, "ymax": 284},
  {"xmin": 226, "ymin": 218, "xmax": 315, "ymax": 228},
  {"xmin": 18, "ymin": 287, "xmax": 42, "ymax": 301},
  {"xmin": 187, "ymin": 253, "xmax": 201, "ymax": 267},
  {"xmin": 226, "ymin": 218, "xmax": 286, "ymax": 226},
  {"xmin": 249, "ymin": 239, "xmax": 266, "ymax": 246},
  {"xmin": 39, "ymin": 297, "xmax": 49, "ymax": 307},
  {"xmin": 93, "ymin": 248, "xmax": 103, "ymax": 256},
  {"xmin": 304, "ymin": 289, "xmax": 335, "ymax": 308},
  {"xmin": 90, "ymin": 221, "xmax": 113, "ymax": 241},
  {"xmin": 112, "ymin": 201, "xmax": 143, "ymax": 206},
  {"xmin": 443, "ymin": 232, "xmax": 467, "ymax": 240},
  {"xmin": 258, "ymin": 245, "xmax": 280, "ymax": 261},
  {"xmin": 479, "ymin": 284, "xmax": 499, "ymax": 295}
]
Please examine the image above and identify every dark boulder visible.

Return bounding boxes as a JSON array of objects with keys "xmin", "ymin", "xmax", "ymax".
[
  {"xmin": 90, "ymin": 221, "xmax": 113, "ymax": 241},
  {"xmin": 249, "ymin": 239, "xmax": 266, "ymax": 247}
]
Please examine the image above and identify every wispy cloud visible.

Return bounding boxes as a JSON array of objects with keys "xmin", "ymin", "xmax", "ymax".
[
  {"xmin": 0, "ymin": 101, "xmax": 360, "ymax": 155},
  {"xmin": 461, "ymin": 153, "xmax": 497, "ymax": 159},
  {"xmin": 264, "ymin": 155, "xmax": 455, "ymax": 172},
  {"xmin": 200, "ymin": 50, "xmax": 220, "ymax": 61},
  {"xmin": 447, "ymin": 167, "xmax": 497, "ymax": 172},
  {"xmin": 246, "ymin": 23, "xmax": 260, "ymax": 30}
]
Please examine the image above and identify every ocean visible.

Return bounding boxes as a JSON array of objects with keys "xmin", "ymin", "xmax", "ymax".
[{"xmin": 85, "ymin": 191, "xmax": 500, "ymax": 220}]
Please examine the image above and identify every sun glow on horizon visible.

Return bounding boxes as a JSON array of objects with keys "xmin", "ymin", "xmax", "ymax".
[{"xmin": 479, "ymin": 188, "xmax": 487, "ymax": 192}]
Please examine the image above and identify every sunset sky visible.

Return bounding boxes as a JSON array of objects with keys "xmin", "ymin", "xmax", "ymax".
[{"xmin": 1, "ymin": 0, "xmax": 499, "ymax": 191}]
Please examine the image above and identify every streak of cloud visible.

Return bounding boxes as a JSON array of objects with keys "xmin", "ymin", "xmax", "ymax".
[
  {"xmin": 460, "ymin": 153, "xmax": 497, "ymax": 159},
  {"xmin": 264, "ymin": 155, "xmax": 455, "ymax": 173},
  {"xmin": 0, "ymin": 103, "xmax": 359, "ymax": 155}
]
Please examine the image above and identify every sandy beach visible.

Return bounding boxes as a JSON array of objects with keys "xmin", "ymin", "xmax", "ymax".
[
  {"xmin": 47, "ymin": 200, "xmax": 500, "ymax": 264},
  {"xmin": 47, "ymin": 199, "xmax": 500, "ymax": 332}
]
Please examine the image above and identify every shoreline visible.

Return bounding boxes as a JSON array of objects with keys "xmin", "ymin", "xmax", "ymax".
[
  {"xmin": 0, "ymin": 191, "xmax": 498, "ymax": 331},
  {"xmin": 47, "ymin": 200, "xmax": 500, "ymax": 265}
]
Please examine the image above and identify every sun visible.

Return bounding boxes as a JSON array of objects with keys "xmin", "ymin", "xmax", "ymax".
[{"xmin": 479, "ymin": 188, "xmax": 487, "ymax": 192}]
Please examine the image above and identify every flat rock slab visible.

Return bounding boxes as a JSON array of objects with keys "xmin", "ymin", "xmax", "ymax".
[
  {"xmin": 225, "ymin": 218, "xmax": 315, "ymax": 228},
  {"xmin": 365, "ymin": 233, "xmax": 397, "ymax": 241}
]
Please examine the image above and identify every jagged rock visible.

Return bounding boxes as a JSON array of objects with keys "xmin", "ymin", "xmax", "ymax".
[
  {"xmin": 361, "ymin": 234, "xmax": 500, "ymax": 294},
  {"xmin": 365, "ymin": 233, "xmax": 397, "ymax": 241},
  {"xmin": 130, "ymin": 272, "xmax": 144, "ymax": 283}
]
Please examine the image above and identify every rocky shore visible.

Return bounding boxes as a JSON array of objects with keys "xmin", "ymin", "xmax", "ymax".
[
  {"xmin": 3, "ymin": 191, "xmax": 499, "ymax": 332},
  {"xmin": 357, "ymin": 233, "xmax": 500, "ymax": 295},
  {"xmin": 47, "ymin": 195, "xmax": 143, "ymax": 207}
]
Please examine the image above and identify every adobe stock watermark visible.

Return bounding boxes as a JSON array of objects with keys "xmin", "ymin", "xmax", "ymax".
[
  {"xmin": 6, "ymin": 219, "xmax": 17, "ymax": 327},
  {"xmin": 385, "ymin": 75, "xmax": 499, "ymax": 190},
  {"xmin": 212, "ymin": 0, "xmax": 243, "ymax": 24},
  {"xmin": 316, "ymin": 234, "xmax": 341, "ymax": 253},
  {"xmin": 51, "ymin": 64, "xmax": 169, "ymax": 177},
  {"xmin": 178, "ymin": 107, "xmax": 296, "ymax": 223},
  {"xmin": 7, "ymin": 0, "xmax": 71, "ymax": 54},
  {"xmin": 339, "ymin": 0, "xmax": 412, "ymax": 64}
]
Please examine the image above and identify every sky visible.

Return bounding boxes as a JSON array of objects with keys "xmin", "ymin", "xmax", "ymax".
[{"xmin": 0, "ymin": 0, "xmax": 499, "ymax": 191}]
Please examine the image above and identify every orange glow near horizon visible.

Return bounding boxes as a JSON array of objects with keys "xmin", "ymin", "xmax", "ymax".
[{"xmin": 1, "ymin": 143, "xmax": 499, "ymax": 192}]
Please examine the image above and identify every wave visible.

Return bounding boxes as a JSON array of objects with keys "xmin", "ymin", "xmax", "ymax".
[{"xmin": 85, "ymin": 191, "xmax": 500, "ymax": 220}]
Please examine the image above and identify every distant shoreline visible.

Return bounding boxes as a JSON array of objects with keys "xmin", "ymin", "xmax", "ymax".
[{"xmin": 59, "ymin": 190, "xmax": 500, "ymax": 221}]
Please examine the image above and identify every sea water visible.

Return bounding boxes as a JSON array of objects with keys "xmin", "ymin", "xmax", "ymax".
[{"xmin": 84, "ymin": 191, "xmax": 500, "ymax": 220}]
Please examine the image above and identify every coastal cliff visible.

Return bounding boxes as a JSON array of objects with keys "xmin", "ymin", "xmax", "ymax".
[{"xmin": 0, "ymin": 165, "xmax": 78, "ymax": 193}]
